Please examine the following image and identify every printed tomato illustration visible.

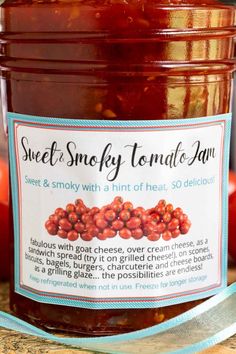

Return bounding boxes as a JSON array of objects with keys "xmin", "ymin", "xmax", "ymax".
[{"xmin": 45, "ymin": 197, "xmax": 191, "ymax": 242}]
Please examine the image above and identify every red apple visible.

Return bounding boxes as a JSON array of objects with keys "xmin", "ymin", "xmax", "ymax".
[
  {"xmin": 229, "ymin": 170, "xmax": 236, "ymax": 197},
  {"xmin": 0, "ymin": 202, "xmax": 10, "ymax": 280},
  {"xmin": 0, "ymin": 158, "xmax": 9, "ymax": 280},
  {"xmin": 0, "ymin": 158, "xmax": 8, "ymax": 204}
]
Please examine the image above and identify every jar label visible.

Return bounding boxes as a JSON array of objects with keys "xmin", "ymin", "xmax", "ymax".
[{"xmin": 8, "ymin": 112, "xmax": 231, "ymax": 309}]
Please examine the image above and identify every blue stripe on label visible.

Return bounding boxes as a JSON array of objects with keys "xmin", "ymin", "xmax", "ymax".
[{"xmin": 7, "ymin": 112, "xmax": 231, "ymax": 128}]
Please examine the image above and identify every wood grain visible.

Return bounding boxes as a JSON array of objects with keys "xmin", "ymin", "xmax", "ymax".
[{"xmin": 0, "ymin": 267, "xmax": 235, "ymax": 354}]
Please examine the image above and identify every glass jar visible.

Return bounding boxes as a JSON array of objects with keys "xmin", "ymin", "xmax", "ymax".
[{"xmin": 0, "ymin": 0, "xmax": 236, "ymax": 336}]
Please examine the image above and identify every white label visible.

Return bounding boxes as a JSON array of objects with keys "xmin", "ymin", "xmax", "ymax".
[{"xmin": 9, "ymin": 113, "xmax": 230, "ymax": 309}]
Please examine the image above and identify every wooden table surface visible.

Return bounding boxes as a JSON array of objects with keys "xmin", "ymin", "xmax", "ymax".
[{"xmin": 0, "ymin": 268, "xmax": 235, "ymax": 354}]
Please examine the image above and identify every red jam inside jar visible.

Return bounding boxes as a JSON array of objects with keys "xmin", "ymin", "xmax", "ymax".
[{"xmin": 0, "ymin": 0, "xmax": 236, "ymax": 335}]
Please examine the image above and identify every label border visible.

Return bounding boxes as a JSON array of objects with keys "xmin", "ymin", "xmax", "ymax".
[{"xmin": 8, "ymin": 112, "xmax": 231, "ymax": 309}]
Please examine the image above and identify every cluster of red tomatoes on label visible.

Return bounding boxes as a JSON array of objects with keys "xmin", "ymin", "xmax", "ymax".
[{"xmin": 45, "ymin": 197, "xmax": 191, "ymax": 242}]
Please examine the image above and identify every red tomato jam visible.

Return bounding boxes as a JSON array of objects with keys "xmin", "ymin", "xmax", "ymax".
[{"xmin": 0, "ymin": 0, "xmax": 236, "ymax": 335}]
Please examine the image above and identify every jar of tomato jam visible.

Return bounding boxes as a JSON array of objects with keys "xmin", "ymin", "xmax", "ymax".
[{"xmin": 0, "ymin": 0, "xmax": 235, "ymax": 335}]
